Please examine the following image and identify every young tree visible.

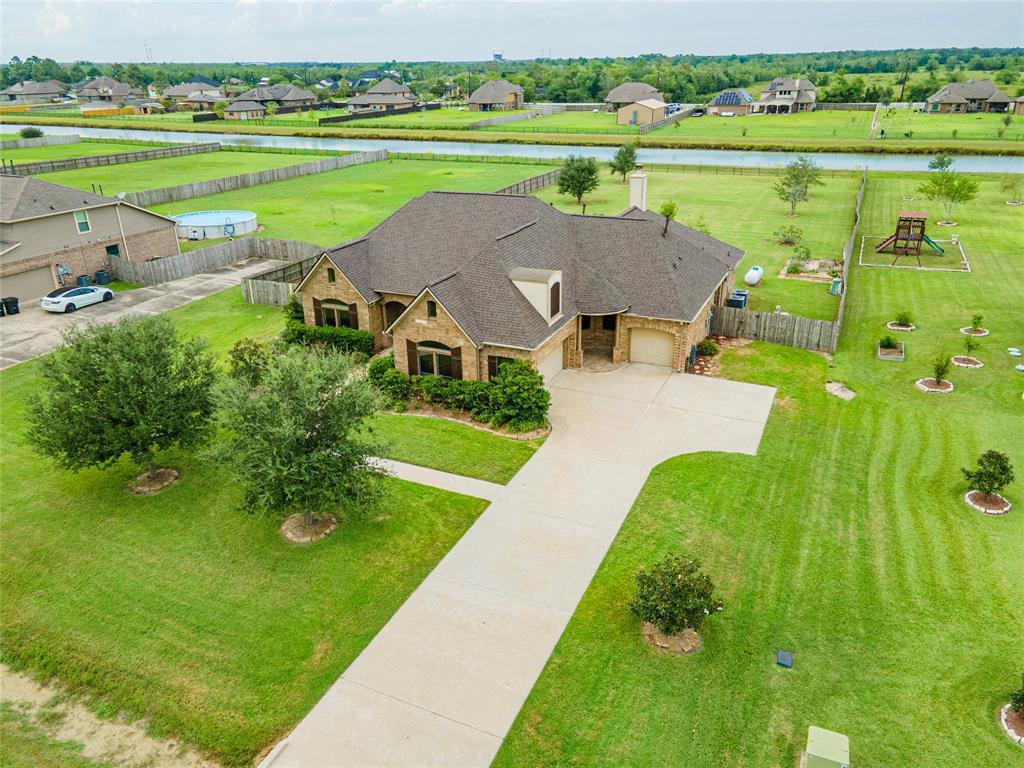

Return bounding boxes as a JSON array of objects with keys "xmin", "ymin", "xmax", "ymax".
[
  {"xmin": 916, "ymin": 171, "xmax": 979, "ymax": 223},
  {"xmin": 772, "ymin": 156, "xmax": 822, "ymax": 216},
  {"xmin": 228, "ymin": 337, "xmax": 270, "ymax": 389},
  {"xmin": 1010, "ymin": 673, "xmax": 1024, "ymax": 715},
  {"xmin": 932, "ymin": 350, "xmax": 951, "ymax": 385},
  {"xmin": 1000, "ymin": 174, "xmax": 1022, "ymax": 203},
  {"xmin": 962, "ymin": 450, "xmax": 1015, "ymax": 502},
  {"xmin": 629, "ymin": 554, "xmax": 723, "ymax": 636},
  {"xmin": 215, "ymin": 347, "xmax": 386, "ymax": 525},
  {"xmin": 658, "ymin": 200, "xmax": 677, "ymax": 237},
  {"xmin": 557, "ymin": 155, "xmax": 600, "ymax": 206},
  {"xmin": 608, "ymin": 143, "xmax": 638, "ymax": 183},
  {"xmin": 928, "ymin": 154, "xmax": 954, "ymax": 172},
  {"xmin": 27, "ymin": 316, "xmax": 216, "ymax": 481}
]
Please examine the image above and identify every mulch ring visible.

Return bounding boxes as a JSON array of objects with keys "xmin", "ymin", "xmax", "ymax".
[
  {"xmin": 642, "ymin": 622, "xmax": 702, "ymax": 655},
  {"xmin": 280, "ymin": 513, "xmax": 338, "ymax": 544},
  {"xmin": 952, "ymin": 355, "xmax": 984, "ymax": 369},
  {"xmin": 1000, "ymin": 704, "xmax": 1024, "ymax": 745},
  {"xmin": 886, "ymin": 321, "xmax": 916, "ymax": 332},
  {"xmin": 127, "ymin": 468, "xmax": 179, "ymax": 495},
  {"xmin": 965, "ymin": 491, "xmax": 1012, "ymax": 516},
  {"xmin": 915, "ymin": 378, "xmax": 954, "ymax": 394},
  {"xmin": 960, "ymin": 327, "xmax": 989, "ymax": 337}
]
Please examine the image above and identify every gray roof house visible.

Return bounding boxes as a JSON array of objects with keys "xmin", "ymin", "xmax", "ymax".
[
  {"xmin": 295, "ymin": 187, "xmax": 743, "ymax": 380},
  {"xmin": 163, "ymin": 81, "xmax": 223, "ymax": 101},
  {"xmin": 0, "ymin": 79, "xmax": 67, "ymax": 103},
  {"xmin": 926, "ymin": 80, "xmax": 1013, "ymax": 113},
  {"xmin": 468, "ymin": 80, "xmax": 525, "ymax": 111},
  {"xmin": 606, "ymin": 82, "xmax": 664, "ymax": 110},
  {"xmin": 753, "ymin": 77, "xmax": 816, "ymax": 113},
  {"xmin": 234, "ymin": 84, "xmax": 316, "ymax": 106},
  {"xmin": 76, "ymin": 76, "xmax": 143, "ymax": 102}
]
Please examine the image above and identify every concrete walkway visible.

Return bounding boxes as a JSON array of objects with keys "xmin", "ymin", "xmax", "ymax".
[
  {"xmin": 0, "ymin": 258, "xmax": 282, "ymax": 369},
  {"xmin": 265, "ymin": 364, "xmax": 776, "ymax": 768},
  {"xmin": 379, "ymin": 458, "xmax": 504, "ymax": 502}
]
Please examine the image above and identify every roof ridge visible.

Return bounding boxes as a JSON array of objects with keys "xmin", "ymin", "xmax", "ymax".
[{"xmin": 495, "ymin": 218, "xmax": 538, "ymax": 241}]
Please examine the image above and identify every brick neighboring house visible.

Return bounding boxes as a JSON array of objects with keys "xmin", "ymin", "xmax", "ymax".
[
  {"xmin": 223, "ymin": 100, "xmax": 267, "ymax": 120},
  {"xmin": 347, "ymin": 79, "xmax": 416, "ymax": 112},
  {"xmin": 162, "ymin": 80, "xmax": 223, "ymax": 104},
  {"xmin": 295, "ymin": 179, "xmax": 741, "ymax": 382},
  {"xmin": 77, "ymin": 76, "xmax": 144, "ymax": 103},
  {"xmin": 753, "ymin": 77, "xmax": 816, "ymax": 114},
  {"xmin": 468, "ymin": 80, "xmax": 524, "ymax": 111},
  {"xmin": 707, "ymin": 88, "xmax": 754, "ymax": 115},
  {"xmin": 606, "ymin": 82, "xmax": 664, "ymax": 111},
  {"xmin": 0, "ymin": 80, "xmax": 67, "ymax": 104},
  {"xmin": 234, "ymin": 84, "xmax": 316, "ymax": 108},
  {"xmin": 0, "ymin": 177, "xmax": 179, "ymax": 300},
  {"xmin": 925, "ymin": 80, "xmax": 1013, "ymax": 114}
]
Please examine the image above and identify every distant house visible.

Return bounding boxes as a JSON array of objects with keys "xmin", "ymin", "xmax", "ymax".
[
  {"xmin": 132, "ymin": 102, "xmax": 165, "ymax": 115},
  {"xmin": 162, "ymin": 81, "xmax": 222, "ymax": 104},
  {"xmin": 179, "ymin": 94, "xmax": 221, "ymax": 111},
  {"xmin": 77, "ymin": 76, "xmax": 144, "ymax": 103},
  {"xmin": 0, "ymin": 177, "xmax": 178, "ymax": 300},
  {"xmin": 0, "ymin": 80, "xmax": 66, "ymax": 104},
  {"xmin": 752, "ymin": 78, "xmax": 816, "ymax": 114},
  {"xmin": 707, "ymin": 88, "xmax": 754, "ymax": 116},
  {"xmin": 346, "ymin": 78, "xmax": 416, "ymax": 112},
  {"xmin": 925, "ymin": 80, "xmax": 1013, "ymax": 114},
  {"xmin": 223, "ymin": 100, "xmax": 267, "ymax": 120},
  {"xmin": 318, "ymin": 78, "xmax": 340, "ymax": 92},
  {"xmin": 606, "ymin": 82, "xmax": 663, "ymax": 111},
  {"xmin": 616, "ymin": 99, "xmax": 667, "ymax": 126},
  {"xmin": 234, "ymin": 84, "xmax": 316, "ymax": 108},
  {"xmin": 468, "ymin": 80, "xmax": 524, "ymax": 111},
  {"xmin": 353, "ymin": 69, "xmax": 401, "ymax": 89}
]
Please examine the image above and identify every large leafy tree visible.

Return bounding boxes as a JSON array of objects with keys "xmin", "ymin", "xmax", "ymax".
[
  {"xmin": 962, "ymin": 450, "xmax": 1015, "ymax": 501},
  {"xmin": 629, "ymin": 554, "xmax": 723, "ymax": 636},
  {"xmin": 557, "ymin": 155, "xmax": 601, "ymax": 206},
  {"xmin": 608, "ymin": 143, "xmax": 638, "ymax": 183},
  {"xmin": 27, "ymin": 316, "xmax": 216, "ymax": 480},
  {"xmin": 917, "ymin": 170, "xmax": 979, "ymax": 223},
  {"xmin": 215, "ymin": 347, "xmax": 386, "ymax": 524}
]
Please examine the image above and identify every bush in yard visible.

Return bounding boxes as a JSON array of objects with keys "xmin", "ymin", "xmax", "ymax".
[
  {"xmin": 377, "ymin": 367, "xmax": 412, "ymax": 405},
  {"xmin": 696, "ymin": 339, "xmax": 718, "ymax": 356},
  {"xmin": 629, "ymin": 554, "xmax": 723, "ymax": 636},
  {"xmin": 969, "ymin": 313, "xmax": 984, "ymax": 333},
  {"xmin": 963, "ymin": 335, "xmax": 979, "ymax": 355},
  {"xmin": 962, "ymin": 450, "xmax": 1015, "ymax": 503},
  {"xmin": 18, "ymin": 126, "xmax": 43, "ymax": 139},
  {"xmin": 1010, "ymin": 673, "xmax": 1024, "ymax": 715},
  {"xmin": 879, "ymin": 335, "xmax": 898, "ymax": 349},
  {"xmin": 786, "ymin": 261, "xmax": 803, "ymax": 274},
  {"xmin": 773, "ymin": 225, "xmax": 803, "ymax": 245},
  {"xmin": 228, "ymin": 337, "xmax": 270, "ymax": 389},
  {"xmin": 27, "ymin": 316, "xmax": 216, "ymax": 482},
  {"xmin": 281, "ymin": 319, "xmax": 374, "ymax": 356},
  {"xmin": 215, "ymin": 346, "xmax": 385, "ymax": 525},
  {"xmin": 932, "ymin": 350, "xmax": 951, "ymax": 384},
  {"xmin": 367, "ymin": 352, "xmax": 395, "ymax": 385},
  {"xmin": 487, "ymin": 359, "xmax": 550, "ymax": 432},
  {"xmin": 282, "ymin": 292, "xmax": 305, "ymax": 322},
  {"xmin": 895, "ymin": 310, "xmax": 914, "ymax": 327},
  {"xmin": 793, "ymin": 245, "xmax": 811, "ymax": 261}
]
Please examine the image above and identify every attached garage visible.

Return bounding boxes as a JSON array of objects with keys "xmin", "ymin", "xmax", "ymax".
[
  {"xmin": 536, "ymin": 343, "xmax": 564, "ymax": 383},
  {"xmin": 0, "ymin": 265, "xmax": 55, "ymax": 301},
  {"xmin": 629, "ymin": 328, "xmax": 675, "ymax": 367}
]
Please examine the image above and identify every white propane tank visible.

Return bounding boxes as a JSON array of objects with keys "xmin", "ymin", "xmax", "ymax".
[{"xmin": 744, "ymin": 265, "xmax": 764, "ymax": 286}]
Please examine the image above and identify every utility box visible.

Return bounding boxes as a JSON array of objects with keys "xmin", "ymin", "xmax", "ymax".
[{"xmin": 803, "ymin": 726, "xmax": 849, "ymax": 768}]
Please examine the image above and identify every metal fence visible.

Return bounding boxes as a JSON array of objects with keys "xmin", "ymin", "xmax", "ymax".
[
  {"xmin": 495, "ymin": 169, "xmax": 561, "ymax": 195},
  {"xmin": 0, "ymin": 142, "xmax": 220, "ymax": 176},
  {"xmin": 466, "ymin": 111, "xmax": 541, "ymax": 129},
  {"xmin": 0, "ymin": 133, "xmax": 80, "ymax": 150}
]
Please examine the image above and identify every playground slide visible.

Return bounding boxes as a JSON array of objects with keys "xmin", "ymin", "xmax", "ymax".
[
  {"xmin": 875, "ymin": 234, "xmax": 897, "ymax": 253},
  {"xmin": 922, "ymin": 235, "xmax": 944, "ymax": 255}
]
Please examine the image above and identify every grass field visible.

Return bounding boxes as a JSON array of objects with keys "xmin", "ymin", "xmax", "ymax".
[
  {"xmin": 488, "ymin": 109, "xmax": 639, "ymax": 135},
  {"xmin": 878, "ymin": 108, "xmax": 1023, "ymax": 142},
  {"xmin": 662, "ymin": 109, "xmax": 873, "ymax": 140},
  {"xmin": 0, "ymin": 139, "xmax": 169, "ymax": 163},
  {"xmin": 151, "ymin": 158, "xmax": 558, "ymax": 247},
  {"xmin": 342, "ymin": 107, "xmax": 530, "ymax": 128},
  {"xmin": 535, "ymin": 167, "xmax": 858, "ymax": 320},
  {"xmin": 495, "ymin": 171, "xmax": 1024, "ymax": 768},
  {"xmin": 37, "ymin": 149, "xmax": 324, "ymax": 193}
]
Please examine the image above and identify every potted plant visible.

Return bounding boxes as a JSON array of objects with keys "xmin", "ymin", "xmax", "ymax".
[
  {"xmin": 887, "ymin": 310, "xmax": 916, "ymax": 332},
  {"xmin": 916, "ymin": 350, "xmax": 953, "ymax": 393},
  {"xmin": 629, "ymin": 554, "xmax": 722, "ymax": 655},
  {"xmin": 962, "ymin": 450, "xmax": 1014, "ymax": 515},
  {"xmin": 876, "ymin": 335, "xmax": 904, "ymax": 361}
]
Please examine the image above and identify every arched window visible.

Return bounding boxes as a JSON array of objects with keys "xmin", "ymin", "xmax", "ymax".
[
  {"xmin": 550, "ymin": 282, "xmax": 560, "ymax": 317},
  {"xmin": 417, "ymin": 340, "xmax": 453, "ymax": 378},
  {"xmin": 321, "ymin": 299, "xmax": 354, "ymax": 328}
]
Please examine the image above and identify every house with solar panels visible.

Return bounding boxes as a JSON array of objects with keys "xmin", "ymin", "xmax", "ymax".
[{"xmin": 707, "ymin": 88, "xmax": 754, "ymax": 116}]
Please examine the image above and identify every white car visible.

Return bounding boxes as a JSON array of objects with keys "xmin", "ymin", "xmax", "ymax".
[{"xmin": 41, "ymin": 285, "xmax": 113, "ymax": 313}]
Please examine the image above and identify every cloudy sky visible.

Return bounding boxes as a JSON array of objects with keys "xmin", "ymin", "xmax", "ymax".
[{"xmin": 2, "ymin": 0, "xmax": 1021, "ymax": 63}]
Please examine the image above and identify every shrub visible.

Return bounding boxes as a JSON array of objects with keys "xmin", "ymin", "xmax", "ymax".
[
  {"xmin": 1010, "ymin": 673, "xmax": 1024, "ymax": 715},
  {"xmin": 894, "ymin": 310, "xmax": 914, "ymax": 327},
  {"xmin": 18, "ymin": 126, "xmax": 44, "ymax": 139},
  {"xmin": 786, "ymin": 261, "xmax": 803, "ymax": 275},
  {"xmin": 793, "ymin": 245, "xmax": 811, "ymax": 261},
  {"xmin": 420, "ymin": 376, "xmax": 494, "ymax": 419},
  {"xmin": 377, "ymin": 367, "xmax": 411, "ymax": 403},
  {"xmin": 970, "ymin": 313, "xmax": 984, "ymax": 332},
  {"xmin": 282, "ymin": 293, "xmax": 304, "ymax": 322},
  {"xmin": 629, "ymin": 555, "xmax": 723, "ymax": 636},
  {"xmin": 879, "ymin": 335, "xmax": 898, "ymax": 350},
  {"xmin": 367, "ymin": 352, "xmax": 395, "ymax": 385},
  {"xmin": 228, "ymin": 337, "xmax": 269, "ymax": 388},
  {"xmin": 696, "ymin": 339, "xmax": 719, "ymax": 356},
  {"xmin": 281, "ymin": 319, "xmax": 374, "ymax": 356},
  {"xmin": 963, "ymin": 335, "xmax": 979, "ymax": 355},
  {"xmin": 487, "ymin": 359, "xmax": 550, "ymax": 432},
  {"xmin": 773, "ymin": 225, "xmax": 803, "ymax": 245},
  {"xmin": 962, "ymin": 450, "xmax": 1015, "ymax": 500},
  {"xmin": 932, "ymin": 350, "xmax": 951, "ymax": 384}
]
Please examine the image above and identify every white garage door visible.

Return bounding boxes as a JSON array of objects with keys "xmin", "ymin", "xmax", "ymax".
[
  {"xmin": 0, "ymin": 266, "xmax": 55, "ymax": 301},
  {"xmin": 536, "ymin": 343, "xmax": 564, "ymax": 384},
  {"xmin": 629, "ymin": 328, "xmax": 675, "ymax": 367}
]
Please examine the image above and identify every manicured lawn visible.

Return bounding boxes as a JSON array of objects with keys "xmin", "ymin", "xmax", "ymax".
[
  {"xmin": 0, "ymin": 288, "xmax": 493, "ymax": 765},
  {"xmin": 488, "ymin": 110, "xmax": 639, "ymax": 135},
  {"xmin": 150, "ymin": 158, "xmax": 558, "ymax": 247},
  {"xmin": 653, "ymin": 109, "xmax": 873, "ymax": 139},
  {"xmin": 371, "ymin": 412, "xmax": 541, "ymax": 484},
  {"xmin": 535, "ymin": 167, "xmax": 859, "ymax": 320},
  {"xmin": 37, "ymin": 149, "xmax": 324, "ymax": 193},
  {"xmin": 0, "ymin": 139, "xmax": 169, "ymax": 163},
  {"xmin": 343, "ymin": 108, "xmax": 530, "ymax": 128},
  {"xmin": 878, "ymin": 108, "xmax": 1024, "ymax": 142},
  {"xmin": 494, "ymin": 172, "xmax": 1024, "ymax": 768}
]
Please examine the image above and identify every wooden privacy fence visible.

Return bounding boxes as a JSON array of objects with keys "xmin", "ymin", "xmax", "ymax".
[
  {"xmin": 0, "ymin": 133, "xmax": 80, "ymax": 150},
  {"xmin": 495, "ymin": 169, "xmax": 561, "ymax": 195},
  {"xmin": 110, "ymin": 237, "xmax": 321, "ymax": 286},
  {"xmin": 0, "ymin": 142, "xmax": 219, "ymax": 176},
  {"xmin": 241, "ymin": 252, "xmax": 324, "ymax": 306},
  {"xmin": 124, "ymin": 149, "xmax": 387, "ymax": 207},
  {"xmin": 710, "ymin": 305, "xmax": 839, "ymax": 352},
  {"xmin": 638, "ymin": 108, "xmax": 692, "ymax": 134}
]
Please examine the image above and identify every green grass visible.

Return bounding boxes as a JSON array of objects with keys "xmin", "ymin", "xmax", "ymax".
[
  {"xmin": 105, "ymin": 280, "xmax": 141, "ymax": 292},
  {"xmin": 0, "ymin": 288, "xmax": 495, "ymax": 765},
  {"xmin": 343, "ymin": 108, "xmax": 530, "ymax": 129},
  {"xmin": 535, "ymin": 168, "xmax": 858, "ymax": 320},
  {"xmin": 488, "ymin": 110, "xmax": 639, "ymax": 135},
  {"xmin": 150, "ymin": 158, "xmax": 558, "ymax": 247},
  {"xmin": 370, "ymin": 412, "xmax": 541, "ymax": 484},
  {"xmin": 656, "ymin": 109, "xmax": 873, "ymax": 139},
  {"xmin": 495, "ymin": 171, "xmax": 1024, "ymax": 768},
  {"xmin": 0, "ymin": 704, "xmax": 111, "ymax": 768},
  {"xmin": 37, "ymin": 149, "xmax": 324, "ymax": 194},
  {"xmin": 0, "ymin": 139, "xmax": 169, "ymax": 164},
  {"xmin": 878, "ymin": 108, "xmax": 1023, "ymax": 142}
]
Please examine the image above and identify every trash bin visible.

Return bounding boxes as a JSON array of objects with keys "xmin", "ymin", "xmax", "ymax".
[
  {"xmin": 1, "ymin": 296, "xmax": 20, "ymax": 315},
  {"xmin": 95, "ymin": 269, "xmax": 112, "ymax": 285},
  {"xmin": 829, "ymin": 277, "xmax": 843, "ymax": 296},
  {"xmin": 0, "ymin": 300, "xmax": 5, "ymax": 318},
  {"xmin": 76, "ymin": 274, "xmax": 91, "ymax": 287}
]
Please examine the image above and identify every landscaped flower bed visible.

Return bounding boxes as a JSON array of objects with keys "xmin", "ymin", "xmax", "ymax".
[
  {"xmin": 877, "ymin": 339, "xmax": 905, "ymax": 362},
  {"xmin": 952, "ymin": 355, "xmax": 984, "ymax": 368},
  {"xmin": 916, "ymin": 377, "xmax": 954, "ymax": 393},
  {"xmin": 964, "ymin": 491, "xmax": 1012, "ymax": 515}
]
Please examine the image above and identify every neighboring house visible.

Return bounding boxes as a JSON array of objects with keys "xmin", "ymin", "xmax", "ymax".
[
  {"xmin": 179, "ymin": 94, "xmax": 221, "ymax": 111},
  {"xmin": 294, "ymin": 182, "xmax": 742, "ymax": 381},
  {"xmin": 616, "ymin": 98, "xmax": 667, "ymax": 125},
  {"xmin": 707, "ymin": 88, "xmax": 754, "ymax": 115},
  {"xmin": 352, "ymin": 69, "xmax": 401, "ymax": 89},
  {"xmin": 346, "ymin": 77, "xmax": 416, "ymax": 111},
  {"xmin": 0, "ymin": 177, "xmax": 179, "ymax": 300},
  {"xmin": 468, "ymin": 79, "xmax": 524, "ymax": 111},
  {"xmin": 223, "ymin": 100, "xmax": 267, "ymax": 120},
  {"xmin": 77, "ymin": 76, "xmax": 144, "ymax": 103},
  {"xmin": 162, "ymin": 81, "xmax": 222, "ymax": 103},
  {"xmin": 318, "ymin": 78, "xmax": 340, "ymax": 92},
  {"xmin": 925, "ymin": 80, "xmax": 1013, "ymax": 113},
  {"xmin": 606, "ymin": 82, "xmax": 664, "ymax": 111},
  {"xmin": 752, "ymin": 77, "xmax": 816, "ymax": 113},
  {"xmin": 132, "ymin": 102, "xmax": 165, "ymax": 115},
  {"xmin": 234, "ymin": 84, "xmax": 316, "ymax": 107},
  {"xmin": 0, "ymin": 80, "xmax": 67, "ymax": 103}
]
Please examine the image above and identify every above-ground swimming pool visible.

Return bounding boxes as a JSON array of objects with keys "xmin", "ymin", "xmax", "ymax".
[{"xmin": 172, "ymin": 210, "xmax": 258, "ymax": 240}]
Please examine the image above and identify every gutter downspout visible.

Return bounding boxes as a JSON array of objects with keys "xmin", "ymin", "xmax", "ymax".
[{"xmin": 114, "ymin": 203, "xmax": 131, "ymax": 261}]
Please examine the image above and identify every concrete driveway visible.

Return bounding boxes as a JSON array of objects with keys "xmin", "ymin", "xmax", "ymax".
[
  {"xmin": 0, "ymin": 258, "xmax": 282, "ymax": 369},
  {"xmin": 265, "ymin": 364, "xmax": 775, "ymax": 768}
]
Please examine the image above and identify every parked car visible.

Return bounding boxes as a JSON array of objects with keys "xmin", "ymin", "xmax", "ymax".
[
  {"xmin": 690, "ymin": 108, "xmax": 706, "ymax": 117},
  {"xmin": 41, "ymin": 285, "xmax": 113, "ymax": 313}
]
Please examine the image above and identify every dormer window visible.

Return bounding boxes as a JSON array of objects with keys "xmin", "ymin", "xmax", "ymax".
[{"xmin": 550, "ymin": 282, "xmax": 560, "ymax": 317}]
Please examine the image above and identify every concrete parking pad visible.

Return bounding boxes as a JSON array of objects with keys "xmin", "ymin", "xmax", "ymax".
[{"xmin": 265, "ymin": 364, "xmax": 775, "ymax": 768}]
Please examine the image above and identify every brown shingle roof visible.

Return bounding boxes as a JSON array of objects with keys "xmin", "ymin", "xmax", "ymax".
[
  {"xmin": 347, "ymin": 93, "xmax": 415, "ymax": 107},
  {"xmin": 606, "ymin": 82, "xmax": 663, "ymax": 104},
  {"xmin": 468, "ymin": 79, "xmax": 524, "ymax": 105},
  {"xmin": 927, "ymin": 79, "xmax": 1011, "ymax": 104},
  {"xmin": 366, "ymin": 78, "xmax": 409, "ymax": 95}
]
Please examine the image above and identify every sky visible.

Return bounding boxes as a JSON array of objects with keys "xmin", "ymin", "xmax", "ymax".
[{"xmin": 1, "ymin": 0, "xmax": 1021, "ymax": 64}]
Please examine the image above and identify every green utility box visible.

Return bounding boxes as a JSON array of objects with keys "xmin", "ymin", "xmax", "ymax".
[{"xmin": 804, "ymin": 726, "xmax": 850, "ymax": 768}]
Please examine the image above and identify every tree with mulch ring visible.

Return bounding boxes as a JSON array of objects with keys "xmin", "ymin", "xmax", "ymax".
[
  {"xmin": 916, "ymin": 350, "xmax": 954, "ymax": 393},
  {"xmin": 1003, "ymin": 673, "xmax": 1024, "ymax": 745},
  {"xmin": 26, "ymin": 316, "xmax": 216, "ymax": 492},
  {"xmin": 886, "ymin": 310, "xmax": 916, "ymax": 332},
  {"xmin": 962, "ymin": 449, "xmax": 1014, "ymax": 515},
  {"xmin": 952, "ymin": 335, "xmax": 984, "ymax": 369},
  {"xmin": 629, "ymin": 554, "xmax": 722, "ymax": 655},
  {"xmin": 215, "ymin": 344, "xmax": 387, "ymax": 543},
  {"xmin": 960, "ymin": 313, "xmax": 989, "ymax": 337}
]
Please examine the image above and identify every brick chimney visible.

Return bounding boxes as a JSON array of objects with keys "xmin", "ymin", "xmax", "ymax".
[{"xmin": 629, "ymin": 164, "xmax": 648, "ymax": 211}]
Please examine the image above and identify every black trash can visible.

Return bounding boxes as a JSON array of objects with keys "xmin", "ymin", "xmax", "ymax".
[
  {"xmin": 2, "ymin": 296, "xmax": 20, "ymax": 315},
  {"xmin": 95, "ymin": 269, "xmax": 112, "ymax": 285},
  {"xmin": 76, "ymin": 274, "xmax": 91, "ymax": 287}
]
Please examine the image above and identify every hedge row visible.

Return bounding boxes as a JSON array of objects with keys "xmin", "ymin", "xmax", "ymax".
[{"xmin": 281, "ymin": 319, "xmax": 374, "ymax": 356}]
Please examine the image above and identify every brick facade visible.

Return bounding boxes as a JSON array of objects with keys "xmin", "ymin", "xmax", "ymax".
[
  {"xmin": 478, "ymin": 320, "xmax": 579, "ymax": 381},
  {"xmin": 392, "ymin": 291, "xmax": 479, "ymax": 378}
]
